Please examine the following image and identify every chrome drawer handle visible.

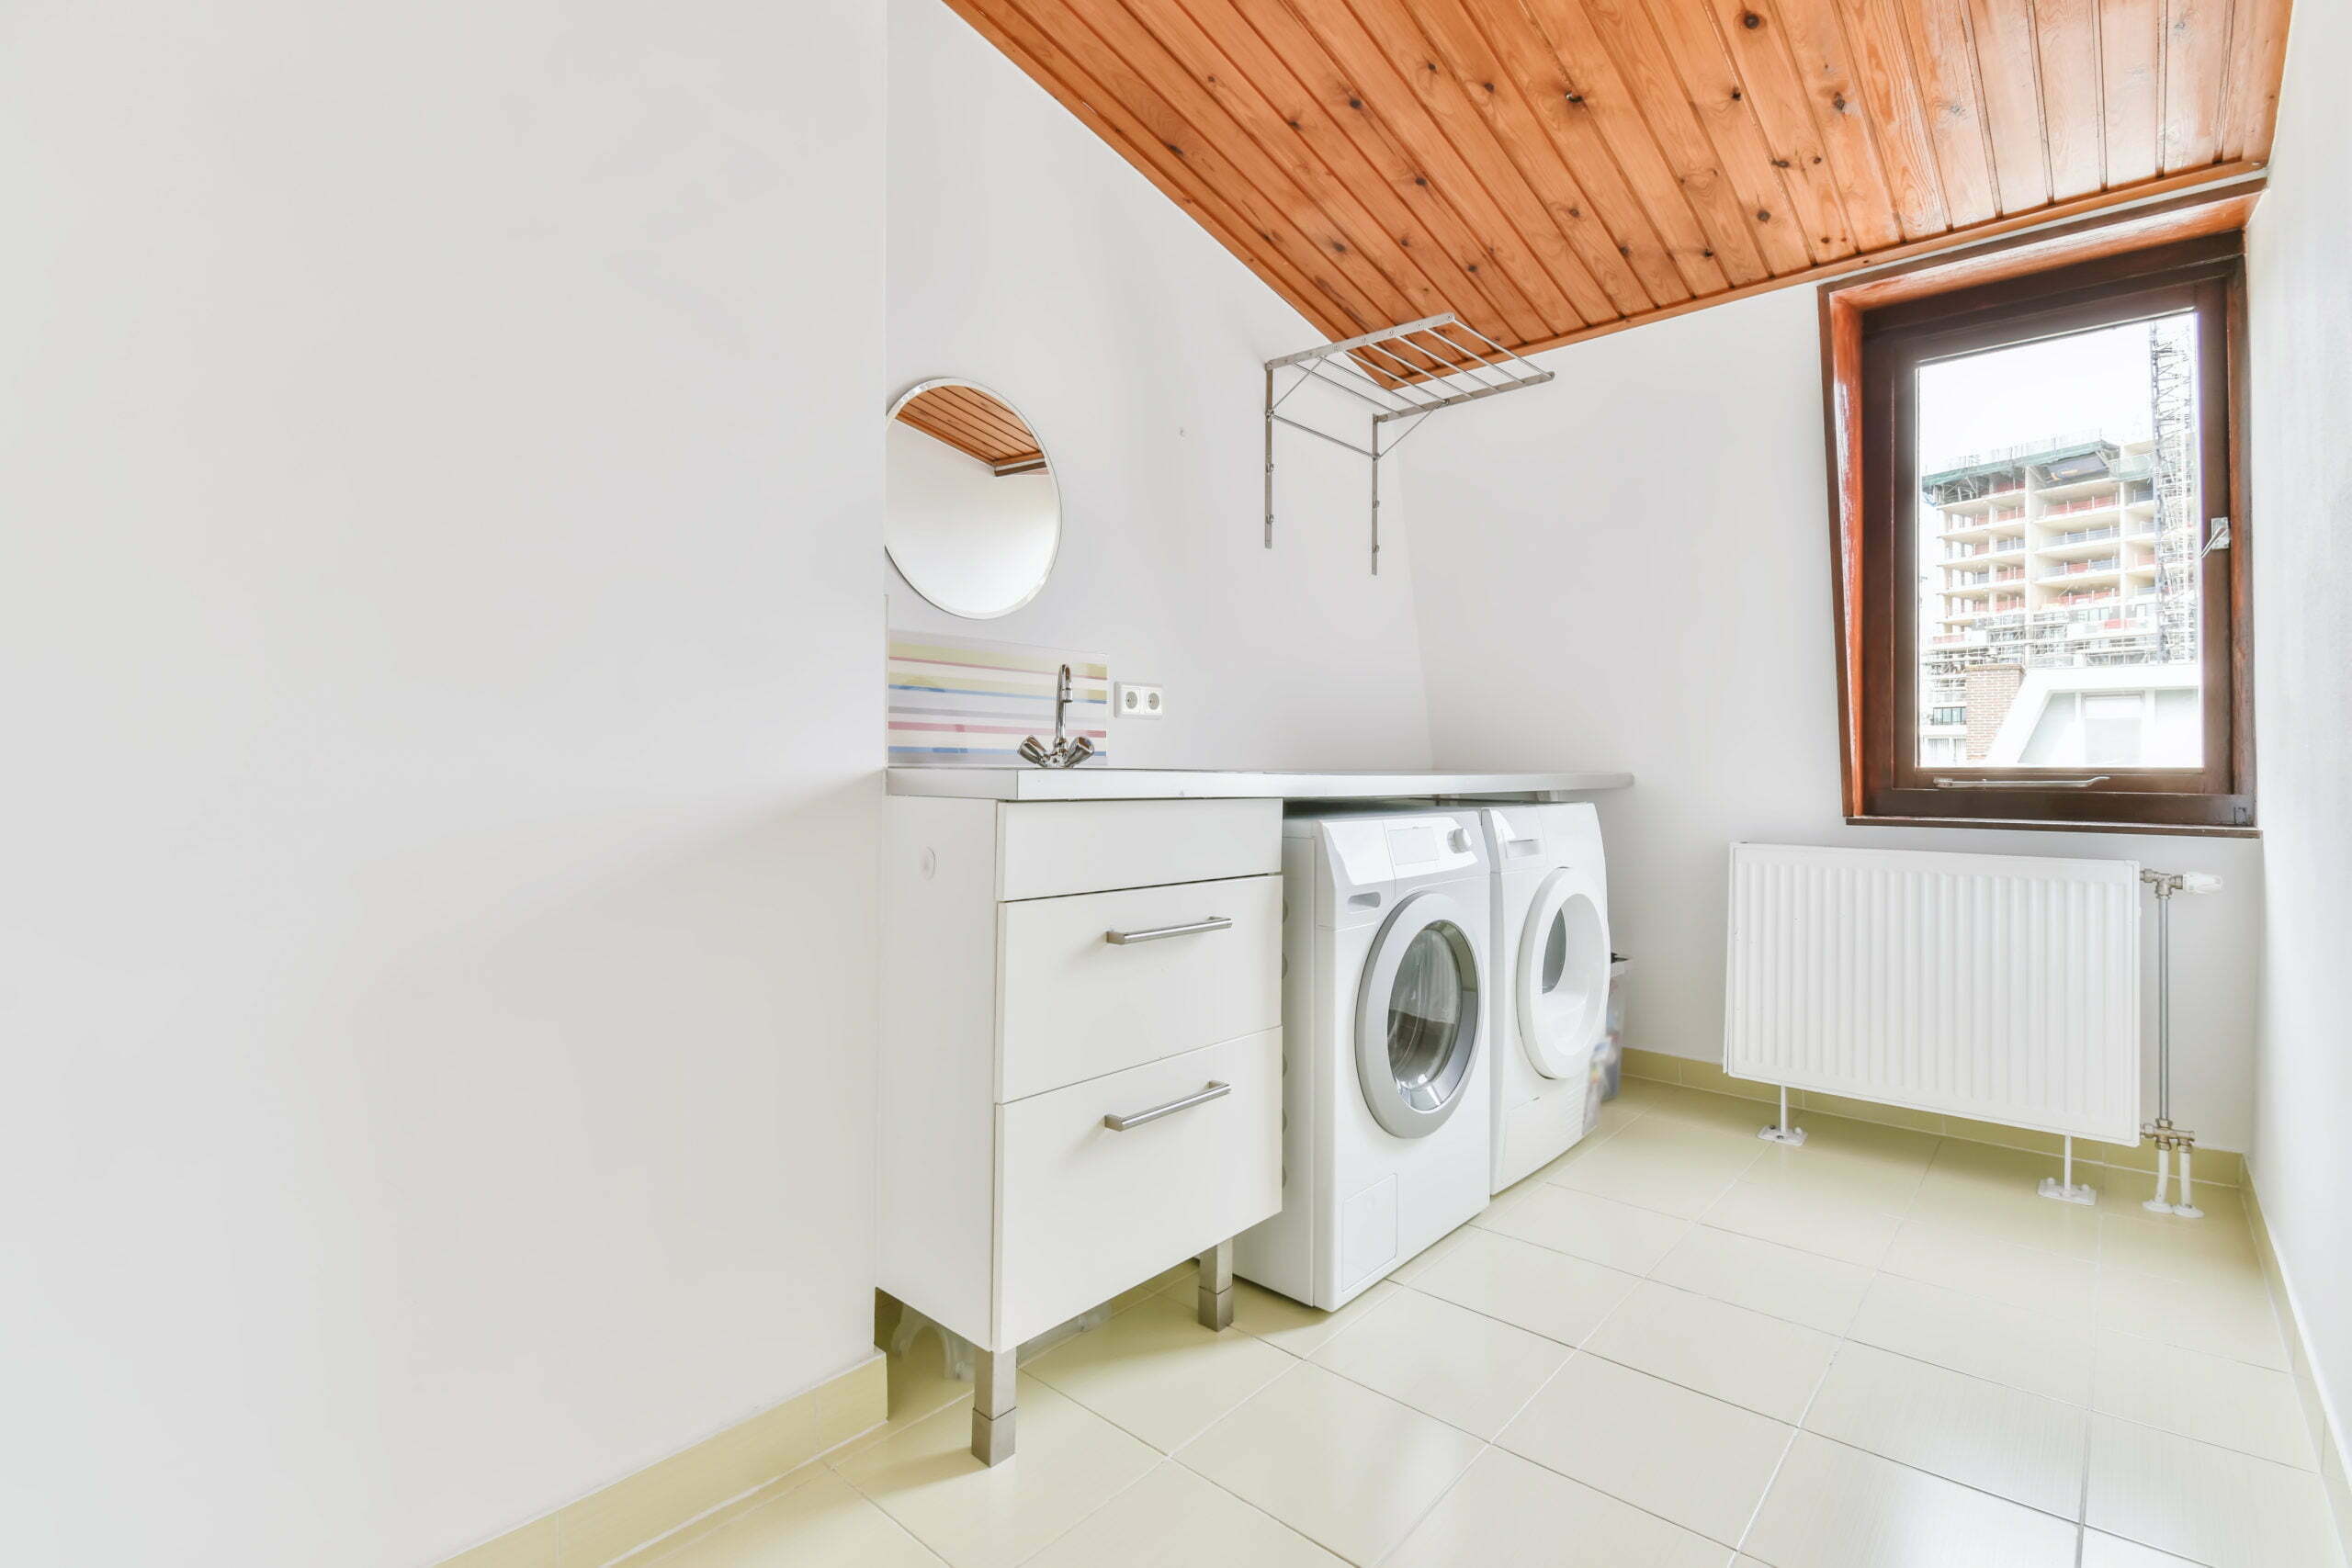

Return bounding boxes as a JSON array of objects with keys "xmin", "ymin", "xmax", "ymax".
[
  {"xmin": 1102, "ymin": 1081, "xmax": 1230, "ymax": 1132},
  {"xmin": 1103, "ymin": 915, "xmax": 1232, "ymax": 945}
]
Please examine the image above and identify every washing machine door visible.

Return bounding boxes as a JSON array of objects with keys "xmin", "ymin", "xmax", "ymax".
[
  {"xmin": 1516, "ymin": 867, "xmax": 1611, "ymax": 1078},
  {"xmin": 1355, "ymin": 888, "xmax": 1481, "ymax": 1138}
]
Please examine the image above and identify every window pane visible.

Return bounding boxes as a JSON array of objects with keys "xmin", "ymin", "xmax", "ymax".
[{"xmin": 1914, "ymin": 315, "xmax": 2203, "ymax": 769}]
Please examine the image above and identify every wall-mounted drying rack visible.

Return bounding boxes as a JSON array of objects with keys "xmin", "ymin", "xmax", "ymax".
[{"xmin": 1262, "ymin": 311, "xmax": 1553, "ymax": 574}]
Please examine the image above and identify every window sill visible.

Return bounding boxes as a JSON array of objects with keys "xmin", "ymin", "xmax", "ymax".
[{"xmin": 1847, "ymin": 814, "xmax": 2259, "ymax": 840}]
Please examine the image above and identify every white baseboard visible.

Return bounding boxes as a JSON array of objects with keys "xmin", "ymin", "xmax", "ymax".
[{"xmin": 2243, "ymin": 1167, "xmax": 2352, "ymax": 1561}]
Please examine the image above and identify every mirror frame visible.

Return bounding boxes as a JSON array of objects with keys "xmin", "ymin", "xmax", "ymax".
[{"xmin": 884, "ymin": 377, "xmax": 1063, "ymax": 622}]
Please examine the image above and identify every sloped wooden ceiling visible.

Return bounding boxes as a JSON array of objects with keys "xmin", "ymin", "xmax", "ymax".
[
  {"xmin": 895, "ymin": 384, "xmax": 1048, "ymax": 471},
  {"xmin": 943, "ymin": 0, "xmax": 2291, "ymax": 355}
]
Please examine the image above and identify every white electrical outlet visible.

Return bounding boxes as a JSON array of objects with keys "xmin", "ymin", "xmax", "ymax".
[{"xmin": 1114, "ymin": 682, "xmax": 1165, "ymax": 719}]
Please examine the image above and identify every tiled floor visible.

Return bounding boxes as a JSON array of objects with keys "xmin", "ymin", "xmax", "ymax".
[{"xmin": 643, "ymin": 1077, "xmax": 2340, "ymax": 1568}]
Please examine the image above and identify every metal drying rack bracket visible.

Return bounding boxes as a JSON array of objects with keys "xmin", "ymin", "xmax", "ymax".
[{"xmin": 1261, "ymin": 312, "xmax": 1554, "ymax": 574}]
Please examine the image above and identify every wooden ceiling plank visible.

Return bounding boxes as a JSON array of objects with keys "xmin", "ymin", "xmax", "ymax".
[
  {"xmin": 1514, "ymin": 0, "xmax": 1736, "ymax": 296},
  {"xmin": 2031, "ymin": 0, "xmax": 2108, "ymax": 198},
  {"xmin": 1228, "ymin": 0, "xmax": 1572, "ymax": 342},
  {"xmin": 1894, "ymin": 0, "xmax": 2002, "ymax": 226},
  {"xmin": 1507, "ymin": 159, "xmax": 2260, "ymax": 357},
  {"xmin": 1023, "ymin": 0, "xmax": 1418, "ymax": 333},
  {"xmin": 1274, "ymin": 0, "xmax": 1607, "ymax": 331},
  {"xmin": 1828, "ymin": 0, "xmax": 1953, "ymax": 235},
  {"xmin": 913, "ymin": 399, "xmax": 1020, "ymax": 458},
  {"xmin": 1400, "ymin": 0, "xmax": 1670, "ymax": 316},
  {"xmin": 942, "ymin": 0, "xmax": 1359, "ymax": 339},
  {"xmin": 2217, "ymin": 0, "xmax": 2289, "ymax": 162},
  {"xmin": 1148, "ymin": 0, "xmax": 1492, "ymax": 344},
  {"xmin": 1763, "ymin": 0, "xmax": 1913, "ymax": 247},
  {"xmin": 1968, "ymin": 0, "xmax": 2057, "ymax": 210},
  {"xmin": 935, "ymin": 389, "xmax": 1037, "ymax": 451},
  {"xmin": 1298, "ymin": 0, "xmax": 1621, "ymax": 326},
  {"xmin": 1440, "ymin": 0, "xmax": 1696, "ymax": 305},
  {"xmin": 2159, "ymin": 0, "xmax": 2232, "ymax": 171},
  {"xmin": 1561, "ymin": 0, "xmax": 1779, "ymax": 283},
  {"xmin": 1696, "ymin": 0, "xmax": 1879, "ymax": 257},
  {"xmin": 1636, "ymin": 0, "xmax": 1842, "ymax": 271},
  {"xmin": 1176, "ymin": 1, "xmax": 1541, "ymax": 352},
  {"xmin": 2101, "ymin": 0, "xmax": 2165, "ymax": 186}
]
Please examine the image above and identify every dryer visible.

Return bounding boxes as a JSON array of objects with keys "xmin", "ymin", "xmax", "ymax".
[
  {"xmin": 1480, "ymin": 803, "xmax": 1612, "ymax": 1191},
  {"xmin": 1234, "ymin": 809, "xmax": 1493, "ymax": 1310}
]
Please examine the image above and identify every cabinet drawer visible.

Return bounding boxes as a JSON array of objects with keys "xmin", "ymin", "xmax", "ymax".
[
  {"xmin": 998, "ymin": 874, "xmax": 1280, "ymax": 1100},
  {"xmin": 996, "ymin": 1030, "xmax": 1281, "ymax": 1348},
  {"xmin": 997, "ymin": 799, "xmax": 1279, "ymax": 901}
]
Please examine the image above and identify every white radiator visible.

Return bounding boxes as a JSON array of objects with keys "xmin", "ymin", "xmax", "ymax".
[{"xmin": 1724, "ymin": 844, "xmax": 2141, "ymax": 1143}]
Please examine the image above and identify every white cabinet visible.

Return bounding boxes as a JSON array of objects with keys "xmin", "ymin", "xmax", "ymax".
[{"xmin": 879, "ymin": 795, "xmax": 1283, "ymax": 1462}]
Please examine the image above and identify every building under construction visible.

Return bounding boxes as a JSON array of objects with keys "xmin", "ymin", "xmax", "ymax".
[{"xmin": 1915, "ymin": 326, "xmax": 2204, "ymax": 765}]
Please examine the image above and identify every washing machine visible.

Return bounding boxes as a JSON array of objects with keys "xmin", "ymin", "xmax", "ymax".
[
  {"xmin": 1480, "ymin": 804, "xmax": 1613, "ymax": 1192},
  {"xmin": 1233, "ymin": 808, "xmax": 1492, "ymax": 1310}
]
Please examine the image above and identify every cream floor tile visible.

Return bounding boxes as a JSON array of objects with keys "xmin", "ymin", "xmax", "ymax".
[
  {"xmin": 1497, "ymin": 1353, "xmax": 1792, "ymax": 1546},
  {"xmin": 1743, "ymin": 1141, "xmax": 1933, "ymax": 1214},
  {"xmin": 1742, "ymin": 1432, "xmax": 2079, "ymax": 1568},
  {"xmin": 1768, "ymin": 1111, "xmax": 1942, "ymax": 1170},
  {"xmin": 1585, "ymin": 1280, "xmax": 1837, "ymax": 1424},
  {"xmin": 1477, "ymin": 1181, "xmax": 1693, "ymax": 1273},
  {"xmin": 1701, "ymin": 1179, "xmax": 1902, "ymax": 1269},
  {"xmin": 1634, "ymin": 1082, "xmax": 1782, "ymax": 1135},
  {"xmin": 2091, "ymin": 1331, "xmax": 2316, "ymax": 1469},
  {"xmin": 2079, "ymin": 1530, "xmax": 2205, "ymax": 1566},
  {"xmin": 1176, "ymin": 1363, "xmax": 1483, "ymax": 1567},
  {"xmin": 2085, "ymin": 1415, "xmax": 2347, "ymax": 1568},
  {"xmin": 1229, "ymin": 1278, "xmax": 1396, "ymax": 1358},
  {"xmin": 1383, "ymin": 1448, "xmax": 1731, "ymax": 1568},
  {"xmin": 1587, "ymin": 1091, "xmax": 1650, "ymax": 1141},
  {"xmin": 1905, "ymin": 1142, "xmax": 2103, "ymax": 1259},
  {"xmin": 1408, "ymin": 1227, "xmax": 1640, "ymax": 1346},
  {"xmin": 2098, "ymin": 1207, "xmax": 2262, "ymax": 1284},
  {"xmin": 1019, "ymin": 1461, "xmax": 1343, "ymax": 1568},
  {"xmin": 1310, "ymin": 1285, "xmax": 1567, "ymax": 1439},
  {"xmin": 1882, "ymin": 1220, "xmax": 2097, "ymax": 1317},
  {"xmin": 1545, "ymin": 1116, "xmax": 1764, "ymax": 1219},
  {"xmin": 1801, "ymin": 1343, "xmax": 2087, "ymax": 1518},
  {"xmin": 1650, "ymin": 1225, "xmax": 1873, "ymax": 1335},
  {"xmin": 1845, "ymin": 1273, "xmax": 2093, "ymax": 1405},
  {"xmin": 1024, "ymin": 1294, "xmax": 1295, "ymax": 1452},
  {"xmin": 2092, "ymin": 1261, "xmax": 2287, "ymax": 1370},
  {"xmin": 833, "ymin": 1376, "xmax": 1157, "ymax": 1568},
  {"xmin": 650, "ymin": 1467, "xmax": 941, "ymax": 1567}
]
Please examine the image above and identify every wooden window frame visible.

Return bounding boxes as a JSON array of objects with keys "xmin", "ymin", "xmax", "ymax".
[{"xmin": 1822, "ymin": 206, "xmax": 2257, "ymax": 838}]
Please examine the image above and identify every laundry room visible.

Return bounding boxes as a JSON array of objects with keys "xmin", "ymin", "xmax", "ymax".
[{"xmin": 11, "ymin": 2, "xmax": 2348, "ymax": 1566}]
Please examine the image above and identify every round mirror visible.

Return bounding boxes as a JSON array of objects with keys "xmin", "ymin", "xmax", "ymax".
[{"xmin": 885, "ymin": 379, "xmax": 1061, "ymax": 620}]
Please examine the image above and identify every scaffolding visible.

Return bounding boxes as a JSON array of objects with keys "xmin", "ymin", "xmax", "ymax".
[{"xmin": 2148, "ymin": 321, "xmax": 2200, "ymax": 667}]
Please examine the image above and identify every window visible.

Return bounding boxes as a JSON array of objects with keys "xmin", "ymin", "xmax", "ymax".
[{"xmin": 1824, "ymin": 225, "xmax": 2254, "ymax": 833}]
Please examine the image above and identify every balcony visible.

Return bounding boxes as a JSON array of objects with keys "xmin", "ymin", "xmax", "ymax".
[
  {"xmin": 2054, "ymin": 589, "xmax": 2119, "ymax": 606},
  {"xmin": 2055, "ymin": 558, "xmax": 2121, "ymax": 575},
  {"xmin": 2042, "ymin": 491, "xmax": 2120, "ymax": 517},
  {"xmin": 2049, "ymin": 525, "xmax": 2120, "ymax": 547}
]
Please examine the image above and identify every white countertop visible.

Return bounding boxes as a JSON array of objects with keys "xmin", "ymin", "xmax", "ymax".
[{"xmin": 885, "ymin": 768, "xmax": 1634, "ymax": 802}]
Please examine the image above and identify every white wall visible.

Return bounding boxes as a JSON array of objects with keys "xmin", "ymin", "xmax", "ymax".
[
  {"xmin": 1, "ymin": 6, "xmax": 886, "ymax": 1565},
  {"xmin": 2247, "ymin": 0, "xmax": 2352, "ymax": 1478},
  {"xmin": 1404, "ymin": 286, "xmax": 2263, "ymax": 1150},
  {"xmin": 886, "ymin": 0, "xmax": 1432, "ymax": 771}
]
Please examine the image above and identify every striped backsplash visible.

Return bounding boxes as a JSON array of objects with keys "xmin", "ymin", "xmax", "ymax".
[{"xmin": 886, "ymin": 630, "xmax": 1110, "ymax": 766}]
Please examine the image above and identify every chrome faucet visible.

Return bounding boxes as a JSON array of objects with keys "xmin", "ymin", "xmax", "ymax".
[{"xmin": 1019, "ymin": 663, "xmax": 1096, "ymax": 769}]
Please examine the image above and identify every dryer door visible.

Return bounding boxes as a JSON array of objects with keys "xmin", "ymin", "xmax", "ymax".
[
  {"xmin": 1355, "ymin": 888, "xmax": 1481, "ymax": 1138},
  {"xmin": 1516, "ymin": 867, "xmax": 1611, "ymax": 1078}
]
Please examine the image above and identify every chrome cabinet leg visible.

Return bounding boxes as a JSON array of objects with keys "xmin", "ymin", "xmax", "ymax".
[
  {"xmin": 1196, "ymin": 1238, "xmax": 1234, "ymax": 1331},
  {"xmin": 971, "ymin": 1344, "xmax": 1015, "ymax": 1465}
]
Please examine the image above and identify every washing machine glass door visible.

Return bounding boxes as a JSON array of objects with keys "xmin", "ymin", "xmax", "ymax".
[
  {"xmin": 1355, "ymin": 888, "xmax": 1481, "ymax": 1138},
  {"xmin": 1516, "ymin": 867, "xmax": 1610, "ymax": 1078}
]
